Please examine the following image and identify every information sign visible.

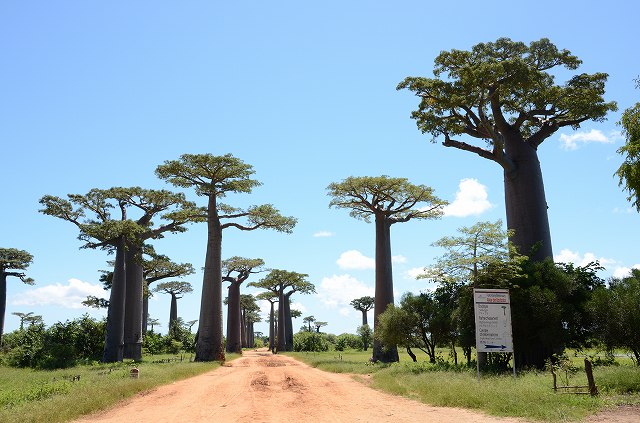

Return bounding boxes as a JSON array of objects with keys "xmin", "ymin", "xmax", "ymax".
[{"xmin": 473, "ymin": 288, "xmax": 513, "ymax": 353}]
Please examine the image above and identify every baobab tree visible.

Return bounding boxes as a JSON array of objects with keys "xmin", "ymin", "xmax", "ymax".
[
  {"xmin": 222, "ymin": 256, "xmax": 265, "ymax": 353},
  {"xmin": 398, "ymin": 37, "xmax": 617, "ymax": 262},
  {"xmin": 303, "ymin": 315, "xmax": 316, "ymax": 332},
  {"xmin": 156, "ymin": 153, "xmax": 297, "ymax": 361},
  {"xmin": 256, "ymin": 291, "xmax": 278, "ymax": 351},
  {"xmin": 350, "ymin": 296, "xmax": 374, "ymax": 326},
  {"xmin": 328, "ymin": 175, "xmax": 446, "ymax": 362},
  {"xmin": 0, "ymin": 248, "xmax": 35, "ymax": 345},
  {"xmin": 314, "ymin": 321, "xmax": 328, "ymax": 333},
  {"xmin": 11, "ymin": 312, "xmax": 42, "ymax": 330},
  {"xmin": 39, "ymin": 187, "xmax": 200, "ymax": 362},
  {"xmin": 147, "ymin": 316, "xmax": 161, "ymax": 332},
  {"xmin": 250, "ymin": 269, "xmax": 314, "ymax": 352},
  {"xmin": 153, "ymin": 281, "xmax": 193, "ymax": 335}
]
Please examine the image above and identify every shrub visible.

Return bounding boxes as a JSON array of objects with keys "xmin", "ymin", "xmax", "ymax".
[
  {"xmin": 335, "ymin": 333, "xmax": 363, "ymax": 351},
  {"xmin": 293, "ymin": 332, "xmax": 329, "ymax": 352}
]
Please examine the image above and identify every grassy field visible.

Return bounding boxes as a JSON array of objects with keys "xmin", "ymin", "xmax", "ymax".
[
  {"xmin": 0, "ymin": 353, "xmax": 238, "ymax": 423},
  {"xmin": 288, "ymin": 349, "xmax": 640, "ymax": 422}
]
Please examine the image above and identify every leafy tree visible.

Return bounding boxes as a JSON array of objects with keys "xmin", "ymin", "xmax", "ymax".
[
  {"xmin": 616, "ymin": 79, "xmax": 640, "ymax": 212},
  {"xmin": 249, "ymin": 269, "xmax": 314, "ymax": 352},
  {"xmin": 302, "ymin": 315, "xmax": 316, "ymax": 332},
  {"xmin": 0, "ymin": 248, "xmax": 35, "ymax": 345},
  {"xmin": 153, "ymin": 281, "xmax": 193, "ymax": 335},
  {"xmin": 39, "ymin": 187, "xmax": 200, "ymax": 362},
  {"xmin": 147, "ymin": 316, "xmax": 161, "ymax": 332},
  {"xmin": 357, "ymin": 324, "xmax": 373, "ymax": 351},
  {"xmin": 313, "ymin": 321, "xmax": 328, "ymax": 333},
  {"xmin": 398, "ymin": 37, "xmax": 617, "ymax": 262},
  {"xmin": 156, "ymin": 153, "xmax": 296, "ymax": 361},
  {"xmin": 328, "ymin": 175, "xmax": 446, "ymax": 362},
  {"xmin": 11, "ymin": 312, "xmax": 41, "ymax": 331},
  {"xmin": 293, "ymin": 331, "xmax": 329, "ymax": 352},
  {"xmin": 350, "ymin": 296, "xmax": 374, "ymax": 326},
  {"xmin": 589, "ymin": 269, "xmax": 640, "ymax": 364},
  {"xmin": 222, "ymin": 257, "xmax": 265, "ymax": 353},
  {"xmin": 335, "ymin": 333, "xmax": 363, "ymax": 351}
]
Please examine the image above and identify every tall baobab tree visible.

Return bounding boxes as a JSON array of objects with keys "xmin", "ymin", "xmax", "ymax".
[
  {"xmin": 350, "ymin": 296, "xmax": 374, "ymax": 326},
  {"xmin": 256, "ymin": 291, "xmax": 278, "ymax": 352},
  {"xmin": 0, "ymin": 248, "xmax": 34, "ymax": 345},
  {"xmin": 156, "ymin": 153, "xmax": 296, "ymax": 361},
  {"xmin": 398, "ymin": 37, "xmax": 616, "ymax": 262},
  {"xmin": 222, "ymin": 257, "xmax": 265, "ymax": 353},
  {"xmin": 328, "ymin": 175, "xmax": 446, "ymax": 362}
]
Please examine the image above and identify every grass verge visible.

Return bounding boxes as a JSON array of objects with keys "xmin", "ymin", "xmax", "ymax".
[
  {"xmin": 0, "ymin": 353, "xmax": 238, "ymax": 423},
  {"xmin": 288, "ymin": 350, "xmax": 640, "ymax": 422}
]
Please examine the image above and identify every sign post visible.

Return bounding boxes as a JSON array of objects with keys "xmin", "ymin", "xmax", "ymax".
[{"xmin": 473, "ymin": 288, "xmax": 515, "ymax": 380}]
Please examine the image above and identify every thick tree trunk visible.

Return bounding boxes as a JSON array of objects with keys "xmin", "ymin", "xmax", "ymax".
[
  {"xmin": 268, "ymin": 302, "xmax": 275, "ymax": 352},
  {"xmin": 103, "ymin": 239, "xmax": 127, "ymax": 362},
  {"xmin": 276, "ymin": 289, "xmax": 286, "ymax": 352},
  {"xmin": 225, "ymin": 281, "xmax": 242, "ymax": 353},
  {"xmin": 372, "ymin": 216, "xmax": 399, "ymax": 363},
  {"xmin": 195, "ymin": 195, "xmax": 225, "ymax": 361},
  {"xmin": 123, "ymin": 245, "xmax": 143, "ymax": 360},
  {"xmin": 240, "ymin": 309, "xmax": 247, "ymax": 348},
  {"xmin": 142, "ymin": 285, "xmax": 149, "ymax": 336},
  {"xmin": 169, "ymin": 293, "xmax": 178, "ymax": 332},
  {"xmin": 284, "ymin": 292, "xmax": 294, "ymax": 351},
  {"xmin": 504, "ymin": 139, "xmax": 553, "ymax": 262},
  {"xmin": 0, "ymin": 274, "xmax": 6, "ymax": 346},
  {"xmin": 361, "ymin": 309, "xmax": 368, "ymax": 326}
]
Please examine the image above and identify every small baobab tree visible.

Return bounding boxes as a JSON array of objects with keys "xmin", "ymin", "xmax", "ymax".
[
  {"xmin": 1, "ymin": 248, "xmax": 35, "ymax": 345},
  {"xmin": 350, "ymin": 296, "xmax": 374, "ymax": 326},
  {"xmin": 153, "ymin": 281, "xmax": 193, "ymax": 335}
]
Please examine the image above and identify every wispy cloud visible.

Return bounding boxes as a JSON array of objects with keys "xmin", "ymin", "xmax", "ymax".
[
  {"xmin": 558, "ymin": 129, "xmax": 621, "ymax": 150},
  {"xmin": 11, "ymin": 278, "xmax": 107, "ymax": 309},
  {"xmin": 442, "ymin": 178, "xmax": 493, "ymax": 217},
  {"xmin": 336, "ymin": 250, "xmax": 375, "ymax": 270},
  {"xmin": 317, "ymin": 274, "xmax": 374, "ymax": 308},
  {"xmin": 612, "ymin": 265, "xmax": 640, "ymax": 279},
  {"xmin": 313, "ymin": 231, "xmax": 334, "ymax": 238},
  {"xmin": 406, "ymin": 267, "xmax": 426, "ymax": 280},
  {"xmin": 392, "ymin": 255, "xmax": 407, "ymax": 264},
  {"xmin": 554, "ymin": 249, "xmax": 616, "ymax": 268}
]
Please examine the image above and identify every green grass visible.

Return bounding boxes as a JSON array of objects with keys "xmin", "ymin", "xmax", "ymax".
[
  {"xmin": 0, "ymin": 353, "xmax": 238, "ymax": 423},
  {"xmin": 287, "ymin": 349, "xmax": 640, "ymax": 422}
]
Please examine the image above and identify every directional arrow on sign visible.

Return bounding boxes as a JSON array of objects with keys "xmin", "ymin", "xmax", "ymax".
[{"xmin": 484, "ymin": 344, "xmax": 507, "ymax": 350}]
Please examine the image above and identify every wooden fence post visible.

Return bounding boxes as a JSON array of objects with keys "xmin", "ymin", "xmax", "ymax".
[{"xmin": 584, "ymin": 358, "xmax": 598, "ymax": 396}]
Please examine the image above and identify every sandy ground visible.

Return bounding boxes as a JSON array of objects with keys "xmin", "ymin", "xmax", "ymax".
[{"xmin": 73, "ymin": 349, "xmax": 638, "ymax": 423}]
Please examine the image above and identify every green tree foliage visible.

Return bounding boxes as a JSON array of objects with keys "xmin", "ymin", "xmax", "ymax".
[
  {"xmin": 398, "ymin": 38, "xmax": 617, "ymax": 262},
  {"xmin": 1, "ymin": 315, "xmax": 105, "ymax": 369},
  {"xmin": 357, "ymin": 324, "xmax": 373, "ymax": 351},
  {"xmin": 302, "ymin": 315, "xmax": 316, "ymax": 332},
  {"xmin": 589, "ymin": 269, "xmax": 640, "ymax": 364},
  {"xmin": 293, "ymin": 331, "xmax": 329, "ymax": 352},
  {"xmin": 156, "ymin": 153, "xmax": 296, "ymax": 361},
  {"xmin": 616, "ymin": 79, "xmax": 640, "ymax": 212},
  {"xmin": 328, "ymin": 175, "xmax": 446, "ymax": 363},
  {"xmin": 350, "ymin": 296, "xmax": 374, "ymax": 326},
  {"xmin": 335, "ymin": 333, "xmax": 363, "ymax": 351},
  {"xmin": 0, "ymin": 248, "xmax": 35, "ymax": 345}
]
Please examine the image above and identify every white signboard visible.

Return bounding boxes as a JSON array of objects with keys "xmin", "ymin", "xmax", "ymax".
[{"xmin": 473, "ymin": 288, "xmax": 513, "ymax": 353}]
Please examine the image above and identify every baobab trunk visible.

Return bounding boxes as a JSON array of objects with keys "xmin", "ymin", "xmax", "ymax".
[
  {"xmin": 504, "ymin": 138, "xmax": 553, "ymax": 262},
  {"xmin": 123, "ymin": 245, "xmax": 143, "ymax": 360},
  {"xmin": 360, "ymin": 310, "xmax": 368, "ymax": 326},
  {"xmin": 225, "ymin": 281, "xmax": 242, "ymax": 353},
  {"xmin": 0, "ymin": 274, "xmax": 6, "ymax": 345},
  {"xmin": 142, "ymin": 287, "xmax": 149, "ymax": 336},
  {"xmin": 268, "ymin": 301, "xmax": 275, "ymax": 352},
  {"xmin": 372, "ymin": 216, "xmax": 399, "ymax": 363},
  {"xmin": 103, "ymin": 239, "xmax": 127, "ymax": 362},
  {"xmin": 195, "ymin": 195, "xmax": 225, "ymax": 361},
  {"xmin": 276, "ymin": 290, "xmax": 286, "ymax": 352},
  {"xmin": 284, "ymin": 292, "xmax": 294, "ymax": 351},
  {"xmin": 169, "ymin": 293, "xmax": 178, "ymax": 331},
  {"xmin": 240, "ymin": 309, "xmax": 247, "ymax": 348}
]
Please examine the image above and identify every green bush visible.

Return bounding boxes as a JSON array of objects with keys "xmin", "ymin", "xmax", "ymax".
[
  {"xmin": 293, "ymin": 332, "xmax": 329, "ymax": 352},
  {"xmin": 335, "ymin": 333, "xmax": 363, "ymax": 351}
]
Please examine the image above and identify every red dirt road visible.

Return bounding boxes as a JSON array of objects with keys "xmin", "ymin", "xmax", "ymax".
[{"xmin": 73, "ymin": 349, "xmax": 637, "ymax": 423}]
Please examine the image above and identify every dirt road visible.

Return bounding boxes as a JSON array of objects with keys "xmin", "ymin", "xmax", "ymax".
[{"xmin": 73, "ymin": 349, "xmax": 637, "ymax": 423}]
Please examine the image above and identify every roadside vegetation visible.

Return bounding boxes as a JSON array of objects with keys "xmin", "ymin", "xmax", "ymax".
[{"xmin": 289, "ymin": 348, "xmax": 640, "ymax": 422}]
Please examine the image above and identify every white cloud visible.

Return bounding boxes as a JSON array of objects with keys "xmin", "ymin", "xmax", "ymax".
[
  {"xmin": 339, "ymin": 307, "xmax": 351, "ymax": 317},
  {"xmin": 613, "ymin": 264, "xmax": 640, "ymax": 279},
  {"xmin": 317, "ymin": 274, "xmax": 374, "ymax": 308},
  {"xmin": 392, "ymin": 255, "xmax": 407, "ymax": 264},
  {"xmin": 406, "ymin": 267, "xmax": 426, "ymax": 280},
  {"xmin": 290, "ymin": 302, "xmax": 307, "ymax": 313},
  {"xmin": 558, "ymin": 129, "xmax": 616, "ymax": 150},
  {"xmin": 336, "ymin": 250, "xmax": 375, "ymax": 270},
  {"xmin": 11, "ymin": 278, "xmax": 108, "ymax": 309},
  {"xmin": 442, "ymin": 178, "xmax": 493, "ymax": 217},
  {"xmin": 554, "ymin": 249, "xmax": 616, "ymax": 268},
  {"xmin": 313, "ymin": 231, "xmax": 334, "ymax": 238}
]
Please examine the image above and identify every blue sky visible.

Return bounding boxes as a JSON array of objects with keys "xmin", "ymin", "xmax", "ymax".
[{"xmin": 2, "ymin": 1, "xmax": 639, "ymax": 337}]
